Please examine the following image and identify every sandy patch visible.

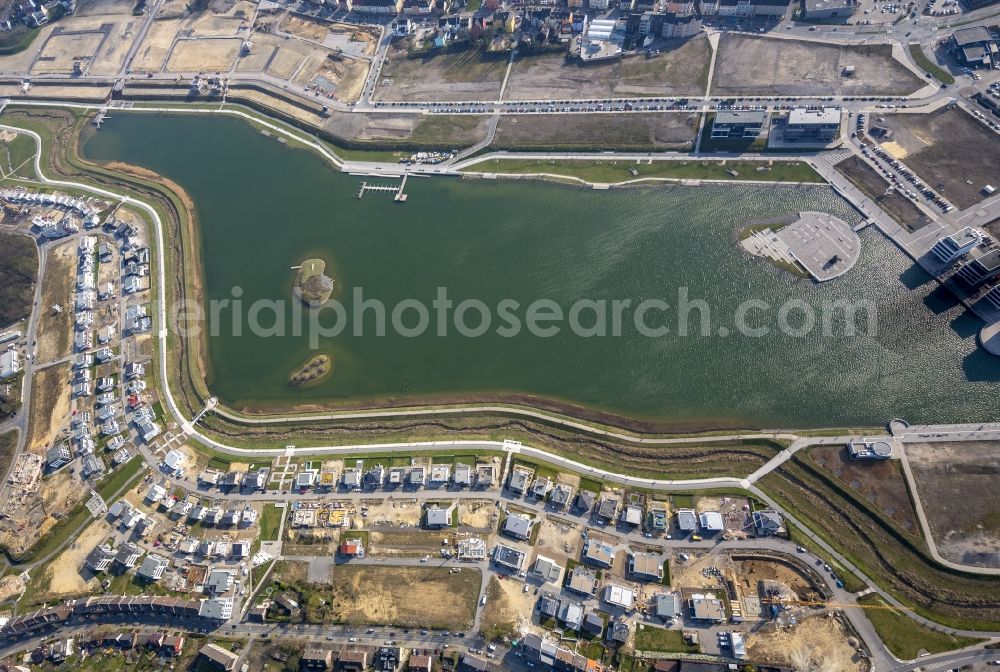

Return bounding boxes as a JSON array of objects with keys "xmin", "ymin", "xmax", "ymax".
[
  {"xmin": 459, "ymin": 500, "xmax": 496, "ymax": 529},
  {"xmin": 279, "ymin": 14, "xmax": 329, "ymax": 41},
  {"xmin": 0, "ymin": 575, "xmax": 25, "ymax": 602},
  {"xmin": 535, "ymin": 518, "xmax": 581, "ymax": 559},
  {"xmin": 360, "ymin": 499, "xmax": 422, "ymax": 527},
  {"xmin": 327, "ymin": 565, "xmax": 481, "ymax": 630},
  {"xmin": 27, "ymin": 362, "xmax": 72, "ymax": 454},
  {"xmin": 746, "ymin": 615, "xmax": 862, "ymax": 672},
  {"xmin": 881, "ymin": 141, "xmax": 908, "ymax": 159},
  {"xmin": 42, "ymin": 517, "xmax": 109, "ymax": 596},
  {"xmin": 165, "ymin": 37, "xmax": 242, "ymax": 73}
]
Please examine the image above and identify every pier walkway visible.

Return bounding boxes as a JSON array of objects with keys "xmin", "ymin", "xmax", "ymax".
[{"xmin": 356, "ymin": 174, "xmax": 408, "ymax": 202}]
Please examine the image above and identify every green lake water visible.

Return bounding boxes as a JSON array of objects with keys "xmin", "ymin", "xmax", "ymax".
[{"xmin": 81, "ymin": 113, "xmax": 1000, "ymax": 428}]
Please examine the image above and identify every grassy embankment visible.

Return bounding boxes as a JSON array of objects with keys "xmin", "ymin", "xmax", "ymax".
[
  {"xmin": 760, "ymin": 453, "xmax": 1000, "ymax": 631},
  {"xmin": 0, "ymin": 25, "xmax": 39, "ymax": 56},
  {"xmin": 908, "ymin": 44, "xmax": 955, "ymax": 85},
  {"xmin": 8, "ymin": 455, "xmax": 146, "ymax": 564},
  {"xmin": 857, "ymin": 594, "xmax": 983, "ymax": 658},
  {"xmin": 461, "ymin": 158, "xmax": 824, "ymax": 185}
]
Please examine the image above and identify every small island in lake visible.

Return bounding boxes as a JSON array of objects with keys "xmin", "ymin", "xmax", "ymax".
[
  {"xmin": 289, "ymin": 353, "xmax": 333, "ymax": 388},
  {"xmin": 293, "ymin": 258, "xmax": 335, "ymax": 306}
]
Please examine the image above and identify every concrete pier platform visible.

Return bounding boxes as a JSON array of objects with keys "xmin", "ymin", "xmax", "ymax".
[
  {"xmin": 742, "ymin": 211, "xmax": 860, "ymax": 282},
  {"xmin": 780, "ymin": 211, "xmax": 860, "ymax": 282}
]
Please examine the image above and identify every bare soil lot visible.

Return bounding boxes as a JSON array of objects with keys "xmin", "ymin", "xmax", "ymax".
[
  {"xmin": 279, "ymin": 13, "xmax": 329, "ymax": 41},
  {"xmin": 375, "ymin": 43, "xmax": 507, "ymax": 102},
  {"xmin": 879, "ymin": 108, "xmax": 1000, "ymax": 209},
  {"xmin": 295, "ymin": 53, "xmax": 369, "ymax": 103},
  {"xmin": 507, "ymin": 36, "xmax": 711, "ymax": 100},
  {"xmin": 326, "ymin": 565, "xmax": 481, "ymax": 630},
  {"xmin": 834, "ymin": 155, "xmax": 931, "ymax": 231},
  {"xmin": 322, "ymin": 111, "xmax": 488, "ymax": 147},
  {"xmin": 165, "ymin": 37, "xmax": 242, "ymax": 73},
  {"xmin": 34, "ymin": 516, "xmax": 108, "ymax": 598},
  {"xmin": 905, "ymin": 441, "xmax": 1000, "ymax": 567},
  {"xmin": 807, "ymin": 445, "xmax": 918, "ymax": 534},
  {"xmin": 32, "ymin": 31, "xmax": 105, "ymax": 75},
  {"xmin": 747, "ymin": 616, "xmax": 862, "ymax": 672},
  {"xmin": 494, "ymin": 112, "xmax": 697, "ymax": 151},
  {"xmin": 131, "ymin": 20, "xmax": 177, "ymax": 71},
  {"xmin": 27, "ymin": 362, "xmax": 71, "ymax": 454},
  {"xmin": 712, "ymin": 35, "xmax": 922, "ymax": 97}
]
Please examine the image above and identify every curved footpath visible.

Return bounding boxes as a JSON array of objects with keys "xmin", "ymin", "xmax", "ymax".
[{"xmin": 5, "ymin": 116, "xmax": 1000, "ymax": 668}]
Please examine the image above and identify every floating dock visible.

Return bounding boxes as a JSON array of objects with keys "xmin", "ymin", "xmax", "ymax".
[{"xmin": 357, "ymin": 174, "xmax": 408, "ymax": 202}]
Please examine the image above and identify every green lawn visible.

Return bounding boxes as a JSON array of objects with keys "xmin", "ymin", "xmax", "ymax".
[
  {"xmin": 0, "ymin": 25, "xmax": 39, "ymax": 56},
  {"xmin": 633, "ymin": 626, "xmax": 697, "ymax": 653},
  {"xmin": 857, "ymin": 595, "xmax": 983, "ymax": 659},
  {"xmin": 258, "ymin": 503, "xmax": 284, "ymax": 541},
  {"xmin": 463, "ymin": 158, "xmax": 824, "ymax": 185},
  {"xmin": 908, "ymin": 44, "xmax": 955, "ymax": 85}
]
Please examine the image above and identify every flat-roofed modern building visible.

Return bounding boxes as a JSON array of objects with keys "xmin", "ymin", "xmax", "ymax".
[
  {"xmin": 931, "ymin": 227, "xmax": 983, "ymax": 265},
  {"xmin": 628, "ymin": 552, "xmax": 664, "ymax": 581},
  {"xmin": 950, "ymin": 26, "xmax": 997, "ymax": 68},
  {"xmin": 493, "ymin": 544, "xmax": 526, "ymax": 572},
  {"xmin": 782, "ymin": 107, "xmax": 842, "ymax": 143},
  {"xmin": 804, "ymin": 0, "xmax": 856, "ymax": 20},
  {"xmin": 582, "ymin": 538, "xmax": 616, "ymax": 568},
  {"xmin": 676, "ymin": 508, "xmax": 698, "ymax": 532},
  {"xmin": 957, "ymin": 250, "xmax": 1000, "ymax": 286},
  {"xmin": 847, "ymin": 439, "xmax": 893, "ymax": 460},
  {"xmin": 689, "ymin": 593, "xmax": 726, "ymax": 622},
  {"xmin": 711, "ymin": 110, "xmax": 766, "ymax": 139},
  {"xmin": 602, "ymin": 584, "xmax": 636, "ymax": 609}
]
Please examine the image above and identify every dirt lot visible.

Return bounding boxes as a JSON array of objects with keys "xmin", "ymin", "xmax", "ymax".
[
  {"xmin": 671, "ymin": 550, "xmax": 730, "ymax": 590},
  {"xmin": 295, "ymin": 53, "xmax": 369, "ymax": 103},
  {"xmin": 459, "ymin": 500, "xmax": 496, "ymax": 529},
  {"xmin": 132, "ymin": 20, "xmax": 178, "ymax": 71},
  {"xmin": 535, "ymin": 518, "xmax": 581, "ymax": 559},
  {"xmin": 360, "ymin": 499, "xmax": 422, "ymax": 527},
  {"xmin": 165, "ymin": 38, "xmax": 242, "ymax": 72},
  {"xmin": 32, "ymin": 31, "xmax": 105, "ymax": 75},
  {"xmin": 375, "ymin": 43, "xmax": 507, "ymax": 102},
  {"xmin": 0, "ymin": 575, "xmax": 25, "ymax": 603},
  {"xmin": 326, "ymin": 565, "xmax": 481, "ymax": 629},
  {"xmin": 835, "ymin": 155, "xmax": 931, "ymax": 231},
  {"xmin": 368, "ymin": 528, "xmax": 454, "ymax": 557},
  {"xmin": 747, "ymin": 615, "xmax": 862, "ymax": 672},
  {"xmin": 0, "ymin": 469, "xmax": 87, "ymax": 556},
  {"xmin": 507, "ymin": 36, "xmax": 710, "ymax": 100},
  {"xmin": 26, "ymin": 362, "xmax": 71, "ymax": 454},
  {"xmin": 905, "ymin": 441, "xmax": 1000, "ymax": 567},
  {"xmin": 279, "ymin": 13, "xmax": 329, "ymax": 41},
  {"xmin": 36, "ymin": 241, "xmax": 76, "ymax": 363},
  {"xmin": 494, "ymin": 112, "xmax": 698, "ymax": 151},
  {"xmin": 735, "ymin": 558, "xmax": 821, "ymax": 602},
  {"xmin": 808, "ymin": 445, "xmax": 918, "ymax": 534},
  {"xmin": 712, "ymin": 35, "xmax": 922, "ymax": 97},
  {"xmin": 35, "ymin": 516, "xmax": 109, "ymax": 597},
  {"xmin": 481, "ymin": 575, "xmax": 534, "ymax": 641},
  {"xmin": 879, "ymin": 108, "xmax": 1000, "ymax": 209}
]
